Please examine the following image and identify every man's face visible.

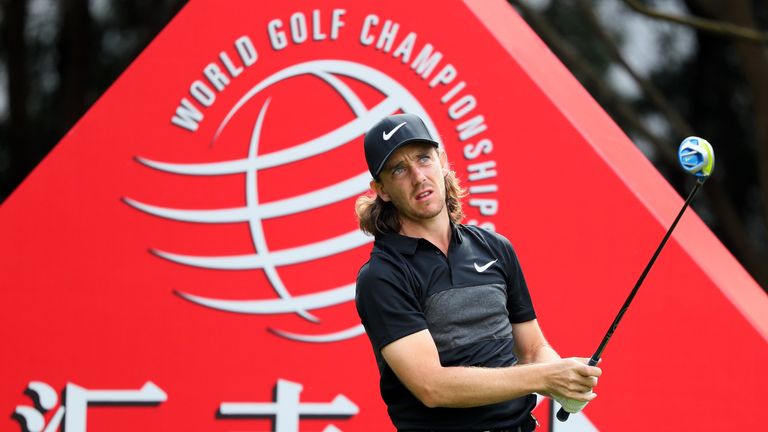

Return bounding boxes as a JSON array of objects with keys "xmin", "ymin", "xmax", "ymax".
[{"xmin": 373, "ymin": 142, "xmax": 448, "ymax": 225}]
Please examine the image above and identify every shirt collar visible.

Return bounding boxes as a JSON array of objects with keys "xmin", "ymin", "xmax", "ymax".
[
  {"xmin": 376, "ymin": 232, "xmax": 420, "ymax": 255},
  {"xmin": 376, "ymin": 222, "xmax": 463, "ymax": 255},
  {"xmin": 452, "ymin": 222, "xmax": 464, "ymax": 244}
]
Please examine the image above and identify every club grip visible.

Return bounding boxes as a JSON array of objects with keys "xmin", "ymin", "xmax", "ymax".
[{"xmin": 556, "ymin": 357, "xmax": 600, "ymax": 422}]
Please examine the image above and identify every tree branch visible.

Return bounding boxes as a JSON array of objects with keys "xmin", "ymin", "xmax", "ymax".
[
  {"xmin": 623, "ymin": 0, "xmax": 768, "ymax": 44},
  {"xmin": 576, "ymin": 0, "xmax": 694, "ymax": 140},
  {"xmin": 512, "ymin": 0, "xmax": 768, "ymax": 287},
  {"xmin": 511, "ymin": 1, "xmax": 676, "ymax": 163}
]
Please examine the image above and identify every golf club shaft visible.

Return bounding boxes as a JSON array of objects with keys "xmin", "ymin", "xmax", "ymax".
[{"xmin": 557, "ymin": 179, "xmax": 704, "ymax": 422}]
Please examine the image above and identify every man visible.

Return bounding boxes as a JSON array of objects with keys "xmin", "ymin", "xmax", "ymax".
[{"xmin": 355, "ymin": 113, "xmax": 602, "ymax": 431}]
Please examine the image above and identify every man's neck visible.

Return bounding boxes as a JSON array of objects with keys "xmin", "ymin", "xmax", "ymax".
[{"xmin": 399, "ymin": 212, "xmax": 452, "ymax": 255}]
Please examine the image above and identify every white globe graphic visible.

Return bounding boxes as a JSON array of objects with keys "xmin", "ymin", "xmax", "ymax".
[{"xmin": 125, "ymin": 60, "xmax": 439, "ymax": 342}]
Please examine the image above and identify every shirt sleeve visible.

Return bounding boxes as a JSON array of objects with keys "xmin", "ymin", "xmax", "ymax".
[
  {"xmin": 496, "ymin": 233, "xmax": 537, "ymax": 323},
  {"xmin": 355, "ymin": 257, "xmax": 429, "ymax": 353}
]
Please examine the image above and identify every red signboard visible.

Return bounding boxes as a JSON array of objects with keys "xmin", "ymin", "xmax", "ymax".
[{"xmin": 2, "ymin": 1, "xmax": 766, "ymax": 431}]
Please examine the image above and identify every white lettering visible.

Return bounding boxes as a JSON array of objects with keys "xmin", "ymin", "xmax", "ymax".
[
  {"xmin": 170, "ymin": 35, "xmax": 258, "ymax": 133},
  {"xmin": 190, "ymin": 80, "xmax": 216, "ymax": 107},
  {"xmin": 219, "ymin": 51, "xmax": 243, "ymax": 78},
  {"xmin": 312, "ymin": 10, "xmax": 327, "ymax": 40},
  {"xmin": 235, "ymin": 35, "xmax": 258, "ymax": 66},
  {"xmin": 204, "ymin": 63, "xmax": 230, "ymax": 91},
  {"xmin": 411, "ymin": 44, "xmax": 443, "ymax": 79},
  {"xmin": 290, "ymin": 12, "xmax": 308, "ymax": 43},
  {"xmin": 468, "ymin": 160, "xmax": 497, "ymax": 181},
  {"xmin": 268, "ymin": 19, "xmax": 288, "ymax": 50},
  {"xmin": 429, "ymin": 64, "xmax": 457, "ymax": 88},
  {"xmin": 469, "ymin": 184, "xmax": 498, "ymax": 194},
  {"xmin": 448, "ymin": 95, "xmax": 476, "ymax": 119},
  {"xmin": 393, "ymin": 32, "xmax": 417, "ymax": 63},
  {"xmin": 456, "ymin": 115, "xmax": 487, "ymax": 141},
  {"xmin": 376, "ymin": 20, "xmax": 399, "ymax": 52},
  {"xmin": 14, "ymin": 381, "xmax": 63, "ymax": 432},
  {"xmin": 441, "ymin": 80, "xmax": 466, "ymax": 103},
  {"xmin": 330, "ymin": 9, "xmax": 346, "ymax": 39},
  {"xmin": 171, "ymin": 98, "xmax": 204, "ymax": 132},
  {"xmin": 469, "ymin": 199, "xmax": 498, "ymax": 216},
  {"xmin": 219, "ymin": 379, "xmax": 359, "ymax": 432},
  {"xmin": 65, "ymin": 382, "xmax": 167, "ymax": 432},
  {"xmin": 463, "ymin": 139, "xmax": 493, "ymax": 160},
  {"xmin": 360, "ymin": 14, "xmax": 378, "ymax": 45}
]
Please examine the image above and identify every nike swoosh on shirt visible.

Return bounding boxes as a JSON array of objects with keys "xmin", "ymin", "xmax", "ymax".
[
  {"xmin": 382, "ymin": 121, "xmax": 407, "ymax": 140},
  {"xmin": 474, "ymin": 259, "xmax": 498, "ymax": 273}
]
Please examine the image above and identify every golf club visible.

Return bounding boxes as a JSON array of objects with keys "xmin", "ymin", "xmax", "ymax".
[{"xmin": 556, "ymin": 136, "xmax": 715, "ymax": 422}]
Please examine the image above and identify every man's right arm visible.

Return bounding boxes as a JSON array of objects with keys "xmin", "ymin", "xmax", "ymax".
[{"xmin": 381, "ymin": 328, "xmax": 601, "ymax": 409}]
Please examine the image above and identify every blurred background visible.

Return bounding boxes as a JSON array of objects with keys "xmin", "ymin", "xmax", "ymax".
[{"xmin": 1, "ymin": 0, "xmax": 766, "ymax": 292}]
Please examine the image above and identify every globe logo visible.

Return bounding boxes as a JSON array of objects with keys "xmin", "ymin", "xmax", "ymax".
[{"xmin": 125, "ymin": 60, "xmax": 439, "ymax": 342}]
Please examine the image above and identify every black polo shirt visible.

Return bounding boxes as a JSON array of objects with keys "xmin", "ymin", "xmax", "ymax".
[{"xmin": 355, "ymin": 224, "xmax": 537, "ymax": 431}]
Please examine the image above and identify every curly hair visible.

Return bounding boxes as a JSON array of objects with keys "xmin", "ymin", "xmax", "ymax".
[{"xmin": 355, "ymin": 167, "xmax": 467, "ymax": 236}]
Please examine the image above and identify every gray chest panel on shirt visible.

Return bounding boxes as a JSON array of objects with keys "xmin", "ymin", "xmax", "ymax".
[{"xmin": 423, "ymin": 283, "xmax": 512, "ymax": 352}]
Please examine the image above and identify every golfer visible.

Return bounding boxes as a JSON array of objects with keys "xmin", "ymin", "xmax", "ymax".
[{"xmin": 355, "ymin": 113, "xmax": 602, "ymax": 431}]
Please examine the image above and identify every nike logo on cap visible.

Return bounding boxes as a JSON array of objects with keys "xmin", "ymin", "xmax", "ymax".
[
  {"xmin": 382, "ymin": 122, "xmax": 407, "ymax": 141},
  {"xmin": 474, "ymin": 259, "xmax": 498, "ymax": 273}
]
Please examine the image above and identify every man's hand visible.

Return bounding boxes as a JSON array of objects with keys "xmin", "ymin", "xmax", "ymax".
[{"xmin": 542, "ymin": 357, "xmax": 601, "ymax": 412}]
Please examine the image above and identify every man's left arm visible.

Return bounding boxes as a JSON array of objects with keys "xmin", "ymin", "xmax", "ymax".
[
  {"xmin": 513, "ymin": 319, "xmax": 600, "ymax": 414},
  {"xmin": 512, "ymin": 319, "xmax": 560, "ymax": 364}
]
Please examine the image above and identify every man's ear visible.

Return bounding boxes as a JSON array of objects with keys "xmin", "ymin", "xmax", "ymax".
[
  {"xmin": 370, "ymin": 179, "xmax": 391, "ymax": 202},
  {"xmin": 439, "ymin": 147, "xmax": 449, "ymax": 175}
]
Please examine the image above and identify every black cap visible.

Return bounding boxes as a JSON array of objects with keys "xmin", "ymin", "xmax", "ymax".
[{"xmin": 364, "ymin": 113, "xmax": 440, "ymax": 179}]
